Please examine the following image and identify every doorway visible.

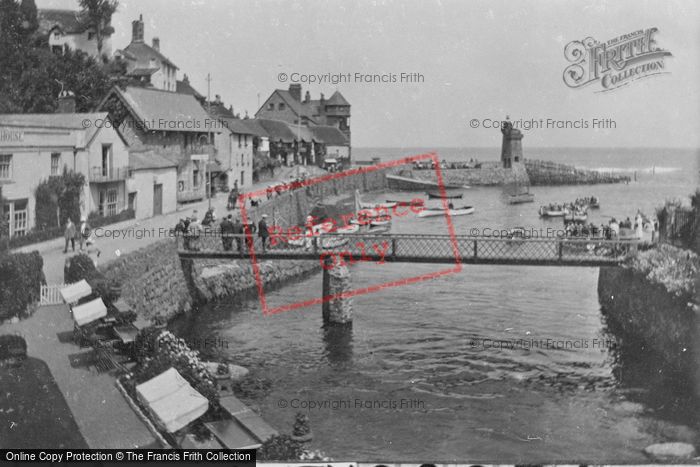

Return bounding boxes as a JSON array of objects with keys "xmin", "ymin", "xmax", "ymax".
[{"xmin": 153, "ymin": 184, "xmax": 163, "ymax": 216}]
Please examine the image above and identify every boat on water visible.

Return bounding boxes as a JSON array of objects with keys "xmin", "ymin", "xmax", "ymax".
[
  {"xmin": 564, "ymin": 210, "xmax": 588, "ymax": 223},
  {"xmin": 426, "ymin": 191, "xmax": 463, "ymax": 199},
  {"xmin": 539, "ymin": 206, "xmax": 569, "ymax": 217},
  {"xmin": 359, "ymin": 201, "xmax": 397, "ymax": 209},
  {"xmin": 385, "ymin": 199, "xmax": 423, "ymax": 207},
  {"xmin": 418, "ymin": 206, "xmax": 475, "ymax": 218},
  {"xmin": 507, "ymin": 192, "xmax": 535, "ymax": 204}
]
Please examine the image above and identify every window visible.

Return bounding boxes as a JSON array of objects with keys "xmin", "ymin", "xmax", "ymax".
[
  {"xmin": 107, "ymin": 189, "xmax": 117, "ymax": 216},
  {"xmin": 193, "ymin": 164, "xmax": 200, "ymax": 188},
  {"xmin": 51, "ymin": 153, "xmax": 60, "ymax": 175},
  {"xmin": 53, "ymin": 31, "xmax": 61, "ymax": 39},
  {"xmin": 244, "ymin": 135, "xmax": 248, "ymax": 148},
  {"xmin": 52, "ymin": 45, "xmax": 63, "ymax": 55},
  {"xmin": 267, "ymin": 103, "xmax": 274, "ymax": 111},
  {"xmin": 238, "ymin": 134, "xmax": 242, "ymax": 148},
  {"xmin": 12, "ymin": 199, "xmax": 28, "ymax": 237},
  {"xmin": 0, "ymin": 154, "xmax": 12, "ymax": 179},
  {"xmin": 88, "ymin": 31, "xmax": 95, "ymax": 40},
  {"xmin": 240, "ymin": 171, "xmax": 244, "ymax": 186},
  {"xmin": 241, "ymin": 154, "xmax": 244, "ymax": 166},
  {"xmin": 101, "ymin": 144, "xmax": 112, "ymax": 177},
  {"xmin": 278, "ymin": 103, "xmax": 285, "ymax": 111}
]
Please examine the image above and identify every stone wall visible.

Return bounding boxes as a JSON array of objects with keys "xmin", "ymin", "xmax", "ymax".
[
  {"xmin": 99, "ymin": 241, "xmax": 192, "ymax": 322},
  {"xmin": 190, "ymin": 259, "xmax": 320, "ymax": 304},
  {"xmin": 409, "ymin": 162, "xmax": 530, "ymax": 186}
]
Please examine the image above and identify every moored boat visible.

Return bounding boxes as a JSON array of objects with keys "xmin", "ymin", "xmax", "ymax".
[
  {"xmin": 539, "ymin": 206, "xmax": 568, "ymax": 217},
  {"xmin": 508, "ymin": 193, "xmax": 535, "ymax": 204},
  {"xmin": 418, "ymin": 206, "xmax": 475, "ymax": 218},
  {"xmin": 426, "ymin": 191, "xmax": 463, "ymax": 199}
]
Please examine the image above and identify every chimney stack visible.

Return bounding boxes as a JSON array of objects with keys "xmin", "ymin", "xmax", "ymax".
[
  {"xmin": 289, "ymin": 84, "xmax": 301, "ymax": 101},
  {"xmin": 214, "ymin": 94, "xmax": 222, "ymax": 104},
  {"xmin": 132, "ymin": 14, "xmax": 144, "ymax": 43},
  {"xmin": 304, "ymin": 91, "xmax": 310, "ymax": 103},
  {"xmin": 152, "ymin": 37, "xmax": 160, "ymax": 51},
  {"xmin": 57, "ymin": 90, "xmax": 76, "ymax": 113}
]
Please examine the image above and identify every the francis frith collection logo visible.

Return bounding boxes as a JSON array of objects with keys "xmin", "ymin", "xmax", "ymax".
[{"xmin": 563, "ymin": 27, "xmax": 672, "ymax": 92}]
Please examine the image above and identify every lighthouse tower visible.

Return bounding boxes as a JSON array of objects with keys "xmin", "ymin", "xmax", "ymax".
[{"xmin": 500, "ymin": 116, "xmax": 523, "ymax": 169}]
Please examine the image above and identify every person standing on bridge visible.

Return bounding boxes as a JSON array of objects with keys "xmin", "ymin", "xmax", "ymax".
[
  {"xmin": 220, "ymin": 214, "xmax": 234, "ymax": 251},
  {"xmin": 233, "ymin": 216, "xmax": 244, "ymax": 255},
  {"xmin": 258, "ymin": 214, "xmax": 270, "ymax": 252}
]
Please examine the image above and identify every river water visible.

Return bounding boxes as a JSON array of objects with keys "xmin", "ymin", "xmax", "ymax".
[{"xmin": 173, "ymin": 147, "xmax": 699, "ymax": 462}]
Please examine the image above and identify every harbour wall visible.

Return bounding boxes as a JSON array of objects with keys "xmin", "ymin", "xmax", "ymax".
[
  {"xmin": 598, "ymin": 249, "xmax": 700, "ymax": 397},
  {"xmin": 408, "ymin": 162, "xmax": 530, "ymax": 186},
  {"xmin": 98, "ymin": 166, "xmax": 393, "ymax": 322}
]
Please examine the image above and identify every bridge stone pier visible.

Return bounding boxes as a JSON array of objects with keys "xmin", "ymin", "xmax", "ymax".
[{"xmin": 322, "ymin": 259, "xmax": 353, "ymax": 325}]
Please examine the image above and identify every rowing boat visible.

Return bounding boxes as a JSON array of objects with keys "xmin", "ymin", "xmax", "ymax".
[
  {"xmin": 426, "ymin": 191, "xmax": 463, "ymax": 199},
  {"xmin": 417, "ymin": 206, "xmax": 475, "ymax": 217}
]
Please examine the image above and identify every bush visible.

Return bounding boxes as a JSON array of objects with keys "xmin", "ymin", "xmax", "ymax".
[
  {"xmin": 257, "ymin": 434, "xmax": 304, "ymax": 461},
  {"xmin": 129, "ymin": 329, "xmax": 219, "ymax": 407},
  {"xmin": 1, "ymin": 226, "xmax": 63, "ymax": 251},
  {"xmin": 88, "ymin": 209, "xmax": 135, "ymax": 229},
  {"xmin": 0, "ymin": 334, "xmax": 27, "ymax": 363},
  {"xmin": 34, "ymin": 170, "xmax": 85, "ymax": 230},
  {"xmin": 0, "ymin": 252, "xmax": 45, "ymax": 321},
  {"xmin": 63, "ymin": 254, "xmax": 114, "ymax": 300}
]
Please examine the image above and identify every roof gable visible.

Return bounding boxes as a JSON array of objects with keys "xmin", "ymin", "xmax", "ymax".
[{"xmin": 37, "ymin": 9, "xmax": 114, "ymax": 36}]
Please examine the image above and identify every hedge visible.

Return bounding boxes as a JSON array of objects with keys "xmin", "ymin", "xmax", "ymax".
[
  {"xmin": 64, "ymin": 254, "xmax": 116, "ymax": 301},
  {"xmin": 0, "ymin": 226, "xmax": 63, "ymax": 251},
  {"xmin": 0, "ymin": 251, "xmax": 46, "ymax": 321},
  {"xmin": 88, "ymin": 209, "xmax": 135, "ymax": 229}
]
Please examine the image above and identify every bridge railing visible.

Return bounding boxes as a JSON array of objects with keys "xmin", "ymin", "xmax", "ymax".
[{"xmin": 175, "ymin": 230, "xmax": 640, "ymax": 265}]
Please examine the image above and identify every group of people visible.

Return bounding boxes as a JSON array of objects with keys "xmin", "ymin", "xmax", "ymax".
[
  {"xmin": 175, "ymin": 208, "xmax": 271, "ymax": 253},
  {"xmin": 63, "ymin": 216, "xmax": 101, "ymax": 257},
  {"xmin": 562, "ymin": 210, "xmax": 658, "ymax": 242}
]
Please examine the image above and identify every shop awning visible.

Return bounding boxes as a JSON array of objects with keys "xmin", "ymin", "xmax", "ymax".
[
  {"xmin": 71, "ymin": 297, "xmax": 107, "ymax": 327},
  {"xmin": 136, "ymin": 367, "xmax": 209, "ymax": 433},
  {"xmin": 60, "ymin": 280, "xmax": 92, "ymax": 304}
]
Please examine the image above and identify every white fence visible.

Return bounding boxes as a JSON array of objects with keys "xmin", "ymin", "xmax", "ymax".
[{"xmin": 40, "ymin": 284, "xmax": 65, "ymax": 305}]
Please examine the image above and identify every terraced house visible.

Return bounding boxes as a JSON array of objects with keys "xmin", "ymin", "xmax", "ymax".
[{"xmin": 0, "ymin": 108, "xmax": 129, "ymax": 237}]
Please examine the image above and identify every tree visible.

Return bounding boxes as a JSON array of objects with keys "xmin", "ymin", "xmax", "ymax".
[
  {"xmin": 19, "ymin": 0, "xmax": 38, "ymax": 35},
  {"xmin": 78, "ymin": 0, "xmax": 118, "ymax": 58}
]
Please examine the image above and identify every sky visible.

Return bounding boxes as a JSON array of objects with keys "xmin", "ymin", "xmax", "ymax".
[{"xmin": 39, "ymin": 0, "xmax": 700, "ymax": 149}]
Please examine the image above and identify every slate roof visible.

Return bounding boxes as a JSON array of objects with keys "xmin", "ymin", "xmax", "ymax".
[
  {"xmin": 123, "ymin": 41, "xmax": 178, "ymax": 70},
  {"xmin": 102, "ymin": 86, "xmax": 213, "ymax": 133},
  {"xmin": 176, "ymin": 75, "xmax": 204, "ymax": 101},
  {"xmin": 129, "ymin": 151, "xmax": 178, "ymax": 170},
  {"xmin": 326, "ymin": 91, "xmax": 350, "ymax": 106}
]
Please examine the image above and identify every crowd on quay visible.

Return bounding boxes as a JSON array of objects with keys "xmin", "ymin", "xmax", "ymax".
[
  {"xmin": 563, "ymin": 210, "xmax": 658, "ymax": 242},
  {"xmin": 413, "ymin": 158, "xmax": 481, "ymax": 170}
]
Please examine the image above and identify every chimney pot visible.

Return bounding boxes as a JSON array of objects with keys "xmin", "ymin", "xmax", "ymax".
[
  {"xmin": 132, "ymin": 14, "xmax": 144, "ymax": 43},
  {"xmin": 288, "ymin": 84, "xmax": 302, "ymax": 101},
  {"xmin": 304, "ymin": 91, "xmax": 310, "ymax": 103},
  {"xmin": 152, "ymin": 37, "xmax": 160, "ymax": 51},
  {"xmin": 57, "ymin": 90, "xmax": 76, "ymax": 113}
]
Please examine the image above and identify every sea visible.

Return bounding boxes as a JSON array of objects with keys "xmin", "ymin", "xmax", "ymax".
[{"xmin": 173, "ymin": 147, "xmax": 699, "ymax": 462}]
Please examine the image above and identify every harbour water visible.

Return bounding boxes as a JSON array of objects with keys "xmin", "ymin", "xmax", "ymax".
[{"xmin": 174, "ymin": 147, "xmax": 699, "ymax": 462}]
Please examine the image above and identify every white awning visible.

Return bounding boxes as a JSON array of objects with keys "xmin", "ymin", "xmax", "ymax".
[
  {"xmin": 60, "ymin": 280, "xmax": 92, "ymax": 304},
  {"xmin": 136, "ymin": 367, "xmax": 209, "ymax": 433},
  {"xmin": 71, "ymin": 297, "xmax": 107, "ymax": 327}
]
